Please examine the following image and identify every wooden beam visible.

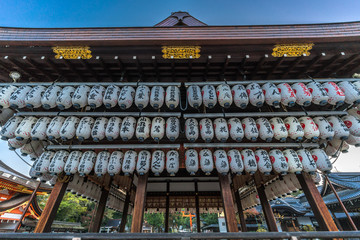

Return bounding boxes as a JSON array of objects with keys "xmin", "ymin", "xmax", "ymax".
[
  {"xmin": 81, "ymin": 59, "xmax": 99, "ymax": 81},
  {"xmin": 251, "ymin": 56, "xmax": 266, "ymax": 79},
  {"xmin": 98, "ymin": 57, "xmax": 115, "ymax": 81},
  {"xmin": 333, "ymin": 54, "xmax": 359, "ymax": 74},
  {"xmin": 296, "ymin": 55, "xmax": 322, "ymax": 78},
  {"xmin": 131, "ymin": 173, "xmax": 148, "ymax": 233},
  {"xmin": 253, "ymin": 174, "xmax": 278, "ymax": 232},
  {"xmin": 45, "ymin": 58, "xmax": 67, "ymax": 80},
  {"xmin": 195, "ymin": 180, "xmax": 201, "ymax": 233},
  {"xmin": 24, "ymin": 58, "xmax": 53, "ymax": 81},
  {"xmin": 14, "ymin": 181, "xmax": 41, "ymax": 232},
  {"xmin": 34, "ymin": 180, "xmax": 69, "ymax": 233},
  {"xmin": 296, "ymin": 172, "xmax": 338, "ymax": 231},
  {"xmin": 203, "ymin": 55, "xmax": 212, "ymax": 80},
  {"xmin": 89, "ymin": 175, "xmax": 112, "ymax": 232},
  {"xmin": 165, "ymin": 181, "xmax": 170, "ymax": 232},
  {"xmin": 282, "ymin": 56, "xmax": 304, "ymax": 79},
  {"xmin": 314, "ymin": 54, "xmax": 344, "ymax": 77},
  {"xmin": 7, "ymin": 58, "xmax": 38, "ymax": 81},
  {"xmin": 218, "ymin": 174, "xmax": 239, "ymax": 232},
  {"xmin": 233, "ymin": 188, "xmax": 247, "ymax": 232},
  {"xmin": 118, "ymin": 189, "xmax": 131, "ymax": 232},
  {"xmin": 62, "ymin": 59, "xmax": 85, "ymax": 81},
  {"xmin": 266, "ymin": 57, "xmax": 284, "ymax": 79}
]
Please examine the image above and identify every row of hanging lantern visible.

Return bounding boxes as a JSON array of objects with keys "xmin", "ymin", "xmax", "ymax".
[
  {"xmin": 0, "ymin": 116, "xmax": 180, "ymax": 143},
  {"xmin": 187, "ymin": 81, "xmax": 360, "ymax": 109},
  {"xmin": 29, "ymin": 146, "xmax": 332, "ymax": 179},
  {"xmin": 0, "ymin": 84, "xmax": 180, "ymax": 110},
  {"xmin": 184, "ymin": 114, "xmax": 360, "ymax": 143},
  {"xmin": 30, "ymin": 149, "xmax": 180, "ymax": 178}
]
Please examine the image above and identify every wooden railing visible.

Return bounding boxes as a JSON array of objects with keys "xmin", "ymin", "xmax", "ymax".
[{"xmin": 0, "ymin": 231, "xmax": 360, "ymax": 239}]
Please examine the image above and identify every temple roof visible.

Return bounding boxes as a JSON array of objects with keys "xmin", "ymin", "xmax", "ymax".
[{"xmin": 154, "ymin": 11, "xmax": 207, "ymax": 27}]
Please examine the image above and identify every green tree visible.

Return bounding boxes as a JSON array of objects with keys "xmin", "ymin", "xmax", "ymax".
[
  {"xmin": 144, "ymin": 213, "xmax": 165, "ymax": 232},
  {"xmin": 200, "ymin": 213, "xmax": 218, "ymax": 226}
]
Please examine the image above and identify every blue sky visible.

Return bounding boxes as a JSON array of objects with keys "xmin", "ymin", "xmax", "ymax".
[{"xmin": 0, "ymin": 0, "xmax": 359, "ymax": 28}]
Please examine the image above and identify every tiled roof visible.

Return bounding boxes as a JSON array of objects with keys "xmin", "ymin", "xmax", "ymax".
[{"xmin": 154, "ymin": 11, "xmax": 207, "ymax": 27}]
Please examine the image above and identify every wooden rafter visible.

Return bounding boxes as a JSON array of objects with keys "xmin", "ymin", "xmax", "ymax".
[
  {"xmin": 282, "ymin": 56, "xmax": 304, "ymax": 79},
  {"xmin": 266, "ymin": 57, "xmax": 284, "ymax": 79},
  {"xmin": 314, "ymin": 54, "xmax": 344, "ymax": 77},
  {"xmin": 81, "ymin": 59, "xmax": 99, "ymax": 81},
  {"xmin": 62, "ymin": 59, "xmax": 84, "ymax": 81},
  {"xmin": 24, "ymin": 57, "xmax": 53, "ymax": 81},
  {"xmin": 296, "ymin": 54, "xmax": 323, "ymax": 78}
]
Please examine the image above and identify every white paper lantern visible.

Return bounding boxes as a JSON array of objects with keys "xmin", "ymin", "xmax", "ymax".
[
  {"xmin": 136, "ymin": 117, "xmax": 151, "ymax": 142},
  {"xmin": 1, "ymin": 116, "xmax": 23, "ymax": 140},
  {"xmin": 25, "ymin": 86, "xmax": 46, "ymax": 109},
  {"xmin": 298, "ymin": 117, "xmax": 320, "ymax": 141},
  {"xmin": 72, "ymin": 85, "xmax": 90, "ymax": 109},
  {"xmin": 214, "ymin": 149, "xmax": 229, "ymax": 175},
  {"xmin": 49, "ymin": 150, "xmax": 69, "ymax": 175},
  {"xmin": 262, "ymin": 83, "xmax": 281, "ymax": 107},
  {"xmin": 269, "ymin": 149, "xmax": 288, "ymax": 175},
  {"xmin": 166, "ymin": 150, "xmax": 179, "ymax": 176},
  {"xmin": 283, "ymin": 149, "xmax": 302, "ymax": 174},
  {"xmin": 187, "ymin": 85, "xmax": 203, "ymax": 109},
  {"xmin": 307, "ymin": 81, "xmax": 328, "ymax": 106},
  {"xmin": 107, "ymin": 151, "xmax": 124, "ymax": 176},
  {"xmin": 311, "ymin": 149, "xmax": 332, "ymax": 173},
  {"xmin": 256, "ymin": 117, "xmax": 274, "ymax": 142},
  {"xmin": 64, "ymin": 151, "xmax": 82, "ymax": 175},
  {"xmin": 29, "ymin": 141, "xmax": 46, "ymax": 159},
  {"xmin": 284, "ymin": 117, "xmax": 304, "ymax": 141},
  {"xmin": 329, "ymin": 138, "xmax": 350, "ymax": 153},
  {"xmin": 34, "ymin": 151, "xmax": 55, "ymax": 175},
  {"xmin": 166, "ymin": 117, "xmax": 180, "ymax": 142},
  {"xmin": 291, "ymin": 83, "xmax": 312, "ymax": 107},
  {"xmin": 92, "ymin": 117, "xmax": 108, "ymax": 142},
  {"xmin": 151, "ymin": 150, "xmax": 165, "ymax": 176},
  {"xmin": 105, "ymin": 117, "xmax": 122, "ymax": 141},
  {"xmin": 346, "ymin": 134, "xmax": 360, "ymax": 147},
  {"xmin": 9, "ymin": 86, "xmax": 32, "ymax": 109},
  {"xmin": 76, "ymin": 117, "xmax": 95, "ymax": 141},
  {"xmin": 338, "ymin": 81, "xmax": 360, "ymax": 105},
  {"xmin": 277, "ymin": 83, "xmax": 296, "ymax": 107},
  {"xmin": 232, "ymin": 84, "xmax": 248, "ymax": 109},
  {"xmin": 342, "ymin": 115, "xmax": 360, "ymax": 137},
  {"xmin": 78, "ymin": 151, "xmax": 97, "ymax": 176},
  {"xmin": 29, "ymin": 159, "xmax": 39, "ymax": 179},
  {"xmin": 136, "ymin": 150, "xmax": 151, "ymax": 175},
  {"xmin": 348, "ymin": 108, "xmax": 360, "ymax": 119},
  {"xmin": 199, "ymin": 118, "xmax": 214, "ymax": 142},
  {"xmin": 135, "ymin": 85, "xmax": 150, "ymax": 110},
  {"xmin": 122, "ymin": 150, "xmax": 137, "ymax": 176},
  {"xmin": 312, "ymin": 172, "xmax": 322, "ymax": 184},
  {"xmin": 41, "ymin": 85, "xmax": 62, "ymax": 109},
  {"xmin": 165, "ymin": 86, "xmax": 180, "ymax": 110},
  {"xmin": 297, "ymin": 149, "xmax": 317, "ymax": 174},
  {"xmin": 60, "ymin": 116, "xmax": 80, "ymax": 141},
  {"xmin": 202, "ymin": 85, "xmax": 217, "ymax": 108},
  {"xmin": 322, "ymin": 82, "xmax": 345, "ymax": 106},
  {"xmin": 151, "ymin": 117, "xmax": 165, "ymax": 142},
  {"xmin": 94, "ymin": 151, "xmax": 110, "ymax": 177},
  {"xmin": 57, "ymin": 86, "xmax": 75, "ymax": 110},
  {"xmin": 185, "ymin": 118, "xmax": 199, "ymax": 142},
  {"xmin": 0, "ymin": 85, "xmax": 17, "ymax": 109},
  {"xmin": 120, "ymin": 116, "xmax": 136, "ymax": 141},
  {"xmin": 242, "ymin": 117, "xmax": 259, "ymax": 141},
  {"xmin": 325, "ymin": 144, "xmax": 338, "ymax": 157},
  {"xmin": 228, "ymin": 149, "xmax": 244, "ymax": 175},
  {"xmin": 150, "ymin": 86, "xmax": 165, "ymax": 109},
  {"xmin": 8, "ymin": 138, "xmax": 27, "ymax": 150},
  {"xmin": 241, "ymin": 149, "xmax": 257, "ymax": 174},
  {"xmin": 0, "ymin": 108, "xmax": 15, "ymax": 126},
  {"xmin": 199, "ymin": 149, "xmax": 213, "ymax": 175},
  {"xmin": 313, "ymin": 117, "xmax": 335, "ymax": 141},
  {"xmin": 15, "ymin": 116, "xmax": 38, "ymax": 140},
  {"xmin": 20, "ymin": 141, "xmax": 41, "ymax": 156},
  {"xmin": 255, "ymin": 149, "xmax": 272, "ymax": 175},
  {"xmin": 246, "ymin": 83, "xmax": 264, "ymax": 107},
  {"xmin": 327, "ymin": 116, "xmax": 350, "ymax": 140},
  {"xmin": 269, "ymin": 117, "xmax": 288, "ymax": 142},
  {"xmin": 216, "ymin": 84, "xmax": 232, "ymax": 108},
  {"xmin": 103, "ymin": 85, "xmax": 120, "ymax": 109},
  {"xmin": 228, "ymin": 118, "xmax": 244, "ymax": 142},
  {"xmin": 185, "ymin": 149, "xmax": 199, "ymax": 175},
  {"xmin": 31, "ymin": 117, "xmax": 51, "ymax": 141},
  {"xmin": 214, "ymin": 118, "xmax": 229, "ymax": 142},
  {"xmin": 118, "ymin": 86, "xmax": 135, "ymax": 110}
]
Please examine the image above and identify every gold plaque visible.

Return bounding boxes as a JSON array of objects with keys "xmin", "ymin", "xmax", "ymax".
[
  {"xmin": 162, "ymin": 46, "xmax": 201, "ymax": 59},
  {"xmin": 272, "ymin": 43, "xmax": 314, "ymax": 57},
  {"xmin": 52, "ymin": 46, "xmax": 92, "ymax": 59}
]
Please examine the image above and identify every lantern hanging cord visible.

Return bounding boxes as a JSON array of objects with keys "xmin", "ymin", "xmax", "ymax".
[
  {"xmin": 180, "ymin": 88, "xmax": 188, "ymax": 111},
  {"xmin": 331, "ymin": 140, "xmax": 344, "ymax": 164},
  {"xmin": 29, "ymin": 141, "xmax": 39, "ymax": 158},
  {"xmin": 14, "ymin": 150, "xmax": 32, "ymax": 167},
  {"xmin": 301, "ymin": 106, "xmax": 309, "ymax": 116}
]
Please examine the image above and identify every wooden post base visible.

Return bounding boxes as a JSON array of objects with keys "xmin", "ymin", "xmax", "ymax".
[{"xmin": 131, "ymin": 174, "xmax": 148, "ymax": 233}]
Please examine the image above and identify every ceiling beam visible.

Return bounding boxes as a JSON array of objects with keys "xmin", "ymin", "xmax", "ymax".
[
  {"xmin": 333, "ymin": 54, "xmax": 359, "ymax": 75},
  {"xmin": 251, "ymin": 55, "xmax": 267, "ymax": 79},
  {"xmin": 81, "ymin": 59, "xmax": 99, "ymax": 81},
  {"xmin": 62, "ymin": 59, "xmax": 85, "ymax": 81},
  {"xmin": 7, "ymin": 57, "xmax": 39, "ymax": 81},
  {"xmin": 266, "ymin": 56, "xmax": 284, "ymax": 79},
  {"xmin": 282, "ymin": 55, "xmax": 304, "ymax": 79},
  {"xmin": 98, "ymin": 57, "xmax": 115, "ymax": 81},
  {"xmin": 313, "ymin": 53, "xmax": 344, "ymax": 77},
  {"xmin": 24, "ymin": 57, "xmax": 53, "ymax": 81},
  {"xmin": 296, "ymin": 54, "xmax": 323, "ymax": 78}
]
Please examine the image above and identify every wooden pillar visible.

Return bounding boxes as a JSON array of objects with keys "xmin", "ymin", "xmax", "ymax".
[
  {"xmin": 118, "ymin": 190, "xmax": 131, "ymax": 232},
  {"xmin": 296, "ymin": 172, "xmax": 338, "ymax": 231},
  {"xmin": 218, "ymin": 174, "xmax": 239, "ymax": 232},
  {"xmin": 131, "ymin": 173, "xmax": 148, "ymax": 233},
  {"xmin": 89, "ymin": 187, "xmax": 110, "ymax": 232},
  {"xmin": 195, "ymin": 181, "xmax": 201, "ymax": 233},
  {"xmin": 164, "ymin": 181, "xmax": 170, "ymax": 233},
  {"xmin": 34, "ymin": 179, "xmax": 69, "ymax": 233},
  {"xmin": 14, "ymin": 181, "xmax": 42, "ymax": 232},
  {"xmin": 256, "ymin": 184, "xmax": 278, "ymax": 232},
  {"xmin": 234, "ymin": 188, "xmax": 247, "ymax": 232}
]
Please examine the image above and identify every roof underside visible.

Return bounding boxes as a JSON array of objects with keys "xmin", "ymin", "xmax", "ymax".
[{"xmin": 154, "ymin": 12, "xmax": 207, "ymax": 27}]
